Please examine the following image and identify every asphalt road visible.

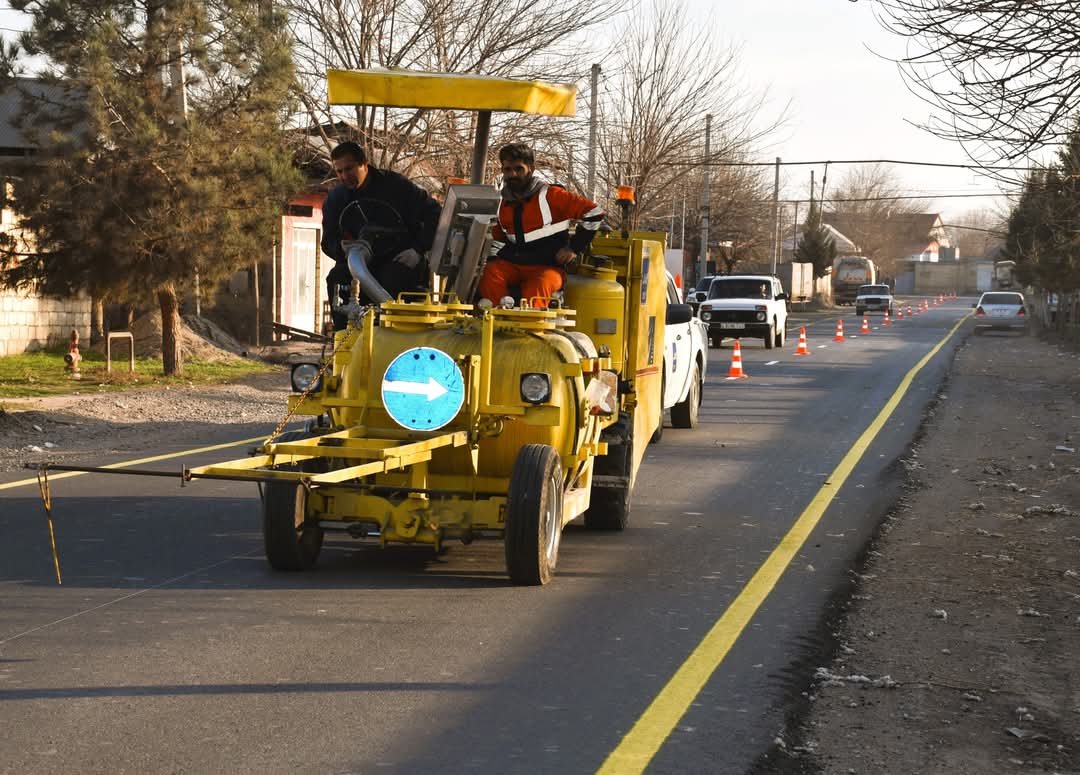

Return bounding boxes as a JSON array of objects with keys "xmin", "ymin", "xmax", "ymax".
[{"xmin": 0, "ymin": 297, "xmax": 971, "ymax": 775}]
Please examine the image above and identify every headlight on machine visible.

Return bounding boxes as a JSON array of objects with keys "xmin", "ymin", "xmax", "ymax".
[
  {"xmin": 520, "ymin": 372, "xmax": 552, "ymax": 404},
  {"xmin": 756, "ymin": 311, "xmax": 766, "ymax": 321},
  {"xmin": 290, "ymin": 363, "xmax": 323, "ymax": 393},
  {"xmin": 701, "ymin": 310, "xmax": 712, "ymax": 321}
]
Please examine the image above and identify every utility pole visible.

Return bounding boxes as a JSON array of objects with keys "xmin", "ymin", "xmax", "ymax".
[
  {"xmin": 670, "ymin": 196, "xmax": 676, "ymax": 246},
  {"xmin": 698, "ymin": 113, "xmax": 712, "ymax": 283},
  {"xmin": 586, "ymin": 64, "xmax": 600, "ymax": 201},
  {"xmin": 770, "ymin": 156, "xmax": 780, "ymax": 274},
  {"xmin": 680, "ymin": 192, "xmax": 686, "ymax": 250}
]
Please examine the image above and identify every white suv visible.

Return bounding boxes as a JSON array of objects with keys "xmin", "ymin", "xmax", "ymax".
[{"xmin": 698, "ymin": 275, "xmax": 789, "ymax": 349}]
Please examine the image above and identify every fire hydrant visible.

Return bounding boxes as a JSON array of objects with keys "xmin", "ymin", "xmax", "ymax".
[{"xmin": 63, "ymin": 328, "xmax": 81, "ymax": 378}]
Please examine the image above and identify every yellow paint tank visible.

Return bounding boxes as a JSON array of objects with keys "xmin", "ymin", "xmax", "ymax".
[
  {"xmin": 564, "ymin": 266, "xmax": 625, "ymax": 372},
  {"xmin": 334, "ymin": 323, "xmax": 586, "ymax": 480}
]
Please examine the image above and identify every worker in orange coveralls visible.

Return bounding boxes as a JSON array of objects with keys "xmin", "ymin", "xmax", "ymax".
[{"xmin": 477, "ymin": 143, "xmax": 604, "ymax": 308}]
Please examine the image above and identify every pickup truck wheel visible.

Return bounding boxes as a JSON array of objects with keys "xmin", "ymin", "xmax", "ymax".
[
  {"xmin": 709, "ymin": 334, "xmax": 722, "ymax": 349},
  {"xmin": 775, "ymin": 325, "xmax": 785, "ymax": 348},
  {"xmin": 764, "ymin": 323, "xmax": 775, "ymax": 349},
  {"xmin": 505, "ymin": 444, "xmax": 563, "ymax": 586},
  {"xmin": 263, "ymin": 477, "xmax": 323, "ymax": 571},
  {"xmin": 670, "ymin": 362, "xmax": 701, "ymax": 429}
]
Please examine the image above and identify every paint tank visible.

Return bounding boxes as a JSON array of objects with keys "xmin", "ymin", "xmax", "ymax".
[
  {"xmin": 564, "ymin": 266, "xmax": 625, "ymax": 372},
  {"xmin": 335, "ymin": 325, "xmax": 585, "ymax": 480}
]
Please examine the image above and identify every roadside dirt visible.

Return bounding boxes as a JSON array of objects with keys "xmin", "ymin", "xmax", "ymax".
[
  {"xmin": 767, "ymin": 329, "xmax": 1080, "ymax": 774},
  {"xmin": 0, "ymin": 369, "xmax": 293, "ymax": 472}
]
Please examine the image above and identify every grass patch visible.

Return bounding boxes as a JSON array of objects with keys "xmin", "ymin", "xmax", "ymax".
[{"xmin": 0, "ymin": 346, "xmax": 273, "ymax": 398}]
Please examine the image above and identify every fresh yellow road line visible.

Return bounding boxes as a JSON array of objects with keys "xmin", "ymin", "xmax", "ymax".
[
  {"xmin": 598, "ymin": 314, "xmax": 970, "ymax": 774},
  {"xmin": 0, "ymin": 435, "xmax": 269, "ymax": 492}
]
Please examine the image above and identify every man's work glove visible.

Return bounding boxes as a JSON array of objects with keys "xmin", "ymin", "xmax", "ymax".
[{"xmin": 393, "ymin": 248, "xmax": 422, "ymax": 269}]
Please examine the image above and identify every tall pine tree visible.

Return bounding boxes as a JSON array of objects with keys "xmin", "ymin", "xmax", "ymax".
[
  {"xmin": 795, "ymin": 200, "xmax": 836, "ymax": 299},
  {"xmin": 1005, "ymin": 119, "xmax": 1080, "ymax": 300},
  {"xmin": 0, "ymin": 0, "xmax": 300, "ymax": 375}
]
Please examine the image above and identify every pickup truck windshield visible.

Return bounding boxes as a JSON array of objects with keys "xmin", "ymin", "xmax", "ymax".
[{"xmin": 708, "ymin": 279, "xmax": 770, "ymax": 299}]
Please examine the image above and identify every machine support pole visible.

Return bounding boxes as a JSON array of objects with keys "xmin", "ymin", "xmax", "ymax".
[{"xmin": 471, "ymin": 110, "xmax": 492, "ymax": 184}]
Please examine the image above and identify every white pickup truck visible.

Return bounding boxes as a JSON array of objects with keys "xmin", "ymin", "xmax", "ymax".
[
  {"xmin": 653, "ymin": 271, "xmax": 708, "ymax": 440},
  {"xmin": 697, "ymin": 274, "xmax": 789, "ymax": 349}
]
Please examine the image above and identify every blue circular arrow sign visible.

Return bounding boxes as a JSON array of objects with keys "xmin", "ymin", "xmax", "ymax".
[{"xmin": 381, "ymin": 346, "xmax": 465, "ymax": 431}]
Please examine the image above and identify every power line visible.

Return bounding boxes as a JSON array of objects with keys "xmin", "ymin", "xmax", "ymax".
[
  {"xmin": 662, "ymin": 158, "xmax": 1042, "ymax": 172},
  {"xmin": 788, "ymin": 192, "xmax": 1006, "ymax": 203}
]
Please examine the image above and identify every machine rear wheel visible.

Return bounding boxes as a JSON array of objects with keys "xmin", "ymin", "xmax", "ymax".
[
  {"xmin": 584, "ymin": 414, "xmax": 633, "ymax": 531},
  {"xmin": 262, "ymin": 479, "xmax": 323, "ymax": 571},
  {"xmin": 671, "ymin": 362, "xmax": 701, "ymax": 429},
  {"xmin": 505, "ymin": 444, "xmax": 563, "ymax": 586}
]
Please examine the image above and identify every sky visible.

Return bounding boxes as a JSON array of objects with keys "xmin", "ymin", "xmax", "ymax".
[
  {"xmin": 692, "ymin": 0, "xmax": 1021, "ymax": 224},
  {"xmin": 0, "ymin": 0, "xmax": 1031, "ymax": 229}
]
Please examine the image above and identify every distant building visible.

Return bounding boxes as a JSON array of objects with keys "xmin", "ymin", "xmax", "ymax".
[
  {"xmin": 824, "ymin": 211, "xmax": 951, "ymax": 264},
  {"xmin": 0, "ymin": 79, "xmax": 91, "ymax": 356}
]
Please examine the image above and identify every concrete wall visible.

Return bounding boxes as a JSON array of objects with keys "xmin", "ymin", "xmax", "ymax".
[
  {"xmin": 912, "ymin": 260, "xmax": 987, "ymax": 295},
  {"xmin": 0, "ymin": 286, "xmax": 91, "ymax": 356}
]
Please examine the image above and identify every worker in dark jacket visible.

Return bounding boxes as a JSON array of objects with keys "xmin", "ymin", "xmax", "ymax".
[
  {"xmin": 321, "ymin": 142, "xmax": 442, "ymax": 328},
  {"xmin": 477, "ymin": 143, "xmax": 604, "ymax": 308}
]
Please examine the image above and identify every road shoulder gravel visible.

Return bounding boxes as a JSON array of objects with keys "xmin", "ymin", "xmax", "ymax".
[{"xmin": 765, "ymin": 329, "xmax": 1080, "ymax": 774}]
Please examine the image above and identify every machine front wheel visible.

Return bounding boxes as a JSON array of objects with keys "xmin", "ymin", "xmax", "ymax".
[
  {"xmin": 262, "ymin": 479, "xmax": 324, "ymax": 571},
  {"xmin": 505, "ymin": 444, "xmax": 564, "ymax": 586}
]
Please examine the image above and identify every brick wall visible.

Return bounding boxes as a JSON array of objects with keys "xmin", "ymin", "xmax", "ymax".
[{"xmin": 0, "ymin": 287, "xmax": 91, "ymax": 356}]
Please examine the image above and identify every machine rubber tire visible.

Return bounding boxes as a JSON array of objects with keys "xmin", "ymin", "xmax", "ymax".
[
  {"xmin": 778, "ymin": 325, "xmax": 786, "ymax": 348},
  {"xmin": 670, "ymin": 362, "xmax": 701, "ymax": 429},
  {"xmin": 709, "ymin": 334, "xmax": 721, "ymax": 349},
  {"xmin": 262, "ymin": 478, "xmax": 324, "ymax": 571},
  {"xmin": 584, "ymin": 414, "xmax": 633, "ymax": 531},
  {"xmin": 504, "ymin": 444, "xmax": 563, "ymax": 586},
  {"xmin": 764, "ymin": 323, "xmax": 775, "ymax": 349}
]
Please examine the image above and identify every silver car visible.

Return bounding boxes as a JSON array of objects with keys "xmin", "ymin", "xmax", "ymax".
[{"xmin": 973, "ymin": 291, "xmax": 1027, "ymax": 334}]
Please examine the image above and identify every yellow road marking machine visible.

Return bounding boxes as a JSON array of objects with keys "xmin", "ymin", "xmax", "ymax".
[{"xmin": 32, "ymin": 69, "xmax": 691, "ymax": 585}]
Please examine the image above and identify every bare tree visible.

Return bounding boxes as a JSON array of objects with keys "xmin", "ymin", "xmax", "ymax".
[
  {"xmin": 942, "ymin": 208, "xmax": 1007, "ymax": 259},
  {"xmin": 824, "ymin": 163, "xmax": 929, "ymax": 277},
  {"xmin": 870, "ymin": 0, "xmax": 1080, "ymax": 163},
  {"xmin": 284, "ymin": 0, "xmax": 620, "ymax": 182},
  {"xmin": 594, "ymin": 0, "xmax": 782, "ymax": 266}
]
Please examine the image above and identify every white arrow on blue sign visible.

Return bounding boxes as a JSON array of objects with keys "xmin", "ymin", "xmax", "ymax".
[{"xmin": 381, "ymin": 346, "xmax": 465, "ymax": 431}]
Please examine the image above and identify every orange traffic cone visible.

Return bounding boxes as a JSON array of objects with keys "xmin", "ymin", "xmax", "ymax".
[
  {"xmin": 834, "ymin": 320, "xmax": 845, "ymax": 342},
  {"xmin": 794, "ymin": 326, "xmax": 810, "ymax": 356},
  {"xmin": 896, "ymin": 306, "xmax": 904, "ymax": 320},
  {"xmin": 726, "ymin": 339, "xmax": 749, "ymax": 380},
  {"xmin": 907, "ymin": 304, "xmax": 913, "ymax": 317},
  {"xmin": 883, "ymin": 309, "xmax": 891, "ymax": 326},
  {"xmin": 861, "ymin": 316, "xmax": 870, "ymax": 334}
]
